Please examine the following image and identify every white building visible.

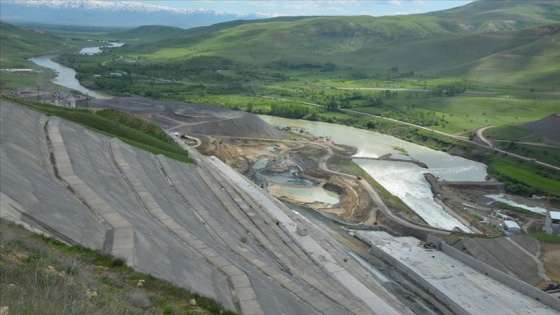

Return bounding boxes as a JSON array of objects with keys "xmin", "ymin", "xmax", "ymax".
[
  {"xmin": 544, "ymin": 211, "xmax": 560, "ymax": 235},
  {"xmin": 503, "ymin": 220, "xmax": 521, "ymax": 233}
]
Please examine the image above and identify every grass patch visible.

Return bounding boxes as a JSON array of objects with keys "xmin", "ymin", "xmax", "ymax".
[
  {"xmin": 485, "ymin": 124, "xmax": 532, "ymax": 141},
  {"xmin": 491, "ymin": 202, "xmax": 544, "ymax": 218},
  {"xmin": 494, "ymin": 142, "xmax": 560, "ymax": 168},
  {"xmin": 491, "ymin": 159, "xmax": 560, "ymax": 195},
  {"xmin": 0, "ymin": 220, "xmax": 235, "ymax": 315},
  {"xmin": 524, "ymin": 233, "xmax": 560, "ymax": 244}
]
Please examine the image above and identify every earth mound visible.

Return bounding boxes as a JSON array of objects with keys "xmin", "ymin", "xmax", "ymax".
[
  {"xmin": 529, "ymin": 114, "xmax": 560, "ymax": 144},
  {"xmin": 86, "ymin": 96, "xmax": 285, "ymax": 139}
]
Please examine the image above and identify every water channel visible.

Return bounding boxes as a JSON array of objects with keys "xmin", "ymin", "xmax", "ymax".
[{"xmin": 260, "ymin": 116, "xmax": 488, "ymax": 232}]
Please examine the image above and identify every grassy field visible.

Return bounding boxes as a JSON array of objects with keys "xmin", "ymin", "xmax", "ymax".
[
  {"xmin": 0, "ymin": 220, "xmax": 234, "ymax": 315},
  {"xmin": 494, "ymin": 142, "xmax": 560, "ymax": 167},
  {"xmin": 484, "ymin": 124, "xmax": 533, "ymax": 141},
  {"xmin": 377, "ymin": 95, "xmax": 560, "ymax": 133},
  {"xmin": 490, "ymin": 158, "xmax": 560, "ymax": 195}
]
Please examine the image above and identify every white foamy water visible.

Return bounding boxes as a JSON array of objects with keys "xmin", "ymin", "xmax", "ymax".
[
  {"xmin": 357, "ymin": 160, "xmax": 471, "ymax": 231},
  {"xmin": 486, "ymin": 194, "xmax": 547, "ymax": 214},
  {"xmin": 260, "ymin": 115, "xmax": 487, "ymax": 231}
]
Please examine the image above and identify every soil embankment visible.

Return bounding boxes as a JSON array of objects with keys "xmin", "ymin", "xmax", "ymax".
[
  {"xmin": 530, "ymin": 114, "xmax": 560, "ymax": 144},
  {"xmin": 86, "ymin": 96, "xmax": 284, "ymax": 139}
]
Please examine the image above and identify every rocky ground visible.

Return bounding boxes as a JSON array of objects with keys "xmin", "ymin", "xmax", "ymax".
[{"xmin": 86, "ymin": 96, "xmax": 285, "ymax": 139}]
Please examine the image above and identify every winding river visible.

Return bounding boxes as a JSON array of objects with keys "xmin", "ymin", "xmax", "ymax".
[
  {"xmin": 29, "ymin": 42, "xmax": 123, "ymax": 99},
  {"xmin": 260, "ymin": 116, "xmax": 488, "ymax": 232},
  {"xmin": 30, "ymin": 56, "xmax": 111, "ymax": 99}
]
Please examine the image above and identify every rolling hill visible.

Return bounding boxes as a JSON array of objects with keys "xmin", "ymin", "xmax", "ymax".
[
  {"xmin": 109, "ymin": 0, "xmax": 559, "ymax": 87},
  {"xmin": 426, "ymin": 0, "xmax": 560, "ymax": 31},
  {"xmin": 0, "ymin": 21, "xmax": 63, "ymax": 67}
]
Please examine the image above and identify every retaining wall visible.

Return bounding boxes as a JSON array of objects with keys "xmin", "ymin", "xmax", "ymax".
[{"xmin": 368, "ymin": 245, "xmax": 470, "ymax": 315}]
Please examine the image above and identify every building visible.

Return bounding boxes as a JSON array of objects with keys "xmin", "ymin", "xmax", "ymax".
[
  {"xmin": 503, "ymin": 220, "xmax": 521, "ymax": 233},
  {"xmin": 544, "ymin": 211, "xmax": 560, "ymax": 235}
]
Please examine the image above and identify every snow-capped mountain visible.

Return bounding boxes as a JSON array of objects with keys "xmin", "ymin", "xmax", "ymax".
[{"xmin": 0, "ymin": 0, "xmax": 265, "ymax": 29}]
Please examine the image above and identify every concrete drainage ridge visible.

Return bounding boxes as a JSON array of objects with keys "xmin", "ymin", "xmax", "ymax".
[
  {"xmin": 202, "ymin": 154, "xmax": 408, "ymax": 315},
  {"xmin": 107, "ymin": 139, "xmax": 262, "ymax": 315},
  {"xmin": 194, "ymin": 164, "xmax": 372, "ymax": 314},
  {"xmin": 45, "ymin": 117, "xmax": 135, "ymax": 265}
]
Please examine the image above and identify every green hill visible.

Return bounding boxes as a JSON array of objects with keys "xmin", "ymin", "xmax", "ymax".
[
  {"xmin": 0, "ymin": 21, "xmax": 63, "ymax": 67},
  {"xmin": 425, "ymin": 0, "xmax": 560, "ymax": 31},
  {"xmin": 114, "ymin": 0, "xmax": 559, "ymax": 87},
  {"xmin": 110, "ymin": 25, "xmax": 187, "ymax": 41}
]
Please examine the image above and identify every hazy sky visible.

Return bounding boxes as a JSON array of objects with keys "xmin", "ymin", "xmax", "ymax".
[{"xmin": 140, "ymin": 0, "xmax": 474, "ymax": 17}]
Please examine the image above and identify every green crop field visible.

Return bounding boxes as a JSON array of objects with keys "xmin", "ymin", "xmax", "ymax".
[{"xmin": 491, "ymin": 158, "xmax": 560, "ymax": 195}]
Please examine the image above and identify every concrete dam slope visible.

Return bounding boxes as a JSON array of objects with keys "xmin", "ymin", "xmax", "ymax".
[{"xmin": 0, "ymin": 101, "xmax": 411, "ymax": 315}]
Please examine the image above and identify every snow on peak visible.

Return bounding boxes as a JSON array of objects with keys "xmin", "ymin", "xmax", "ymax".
[{"xmin": 1, "ymin": 0, "xmax": 233, "ymax": 15}]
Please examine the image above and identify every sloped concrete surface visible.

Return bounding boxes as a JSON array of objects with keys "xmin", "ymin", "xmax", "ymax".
[
  {"xmin": 368, "ymin": 233, "xmax": 559, "ymax": 315},
  {"xmin": 0, "ymin": 100, "xmax": 410, "ymax": 314}
]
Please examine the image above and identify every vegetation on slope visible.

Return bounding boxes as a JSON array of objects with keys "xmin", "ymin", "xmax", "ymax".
[
  {"xmin": 0, "ymin": 220, "xmax": 234, "ymax": 315},
  {"xmin": 1, "ymin": 95, "xmax": 194, "ymax": 164},
  {"xmin": 109, "ymin": 25, "xmax": 187, "ymax": 41},
  {"xmin": 425, "ymin": 0, "xmax": 560, "ymax": 31},
  {"xmin": 0, "ymin": 21, "xmax": 63, "ymax": 66}
]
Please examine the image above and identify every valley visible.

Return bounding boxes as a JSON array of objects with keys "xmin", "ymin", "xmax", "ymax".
[{"xmin": 1, "ymin": 0, "xmax": 560, "ymax": 314}]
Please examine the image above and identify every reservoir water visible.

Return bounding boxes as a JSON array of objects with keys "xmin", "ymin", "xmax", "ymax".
[{"xmin": 260, "ymin": 116, "xmax": 488, "ymax": 231}]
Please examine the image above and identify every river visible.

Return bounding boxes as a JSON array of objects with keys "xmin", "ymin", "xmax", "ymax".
[
  {"xmin": 29, "ymin": 42, "xmax": 124, "ymax": 99},
  {"xmin": 260, "ymin": 116, "xmax": 488, "ymax": 232}
]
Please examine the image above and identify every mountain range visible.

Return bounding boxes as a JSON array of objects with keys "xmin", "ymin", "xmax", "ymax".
[{"xmin": 0, "ymin": 0, "xmax": 264, "ymax": 29}]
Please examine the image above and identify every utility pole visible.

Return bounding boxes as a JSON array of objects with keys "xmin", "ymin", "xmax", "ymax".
[{"xmin": 37, "ymin": 86, "xmax": 40, "ymax": 102}]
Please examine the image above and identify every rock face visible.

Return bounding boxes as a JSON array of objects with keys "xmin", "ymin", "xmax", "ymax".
[
  {"xmin": 0, "ymin": 100, "xmax": 409, "ymax": 315},
  {"xmin": 529, "ymin": 113, "xmax": 560, "ymax": 144},
  {"xmin": 86, "ymin": 96, "xmax": 285, "ymax": 139}
]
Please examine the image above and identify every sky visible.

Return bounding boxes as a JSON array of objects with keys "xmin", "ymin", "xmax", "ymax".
[{"xmin": 140, "ymin": 0, "xmax": 474, "ymax": 17}]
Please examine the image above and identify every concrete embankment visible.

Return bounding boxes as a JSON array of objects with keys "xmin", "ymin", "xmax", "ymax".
[
  {"xmin": 356, "ymin": 232, "xmax": 560, "ymax": 315},
  {"xmin": 425, "ymin": 173, "xmax": 504, "ymax": 193},
  {"xmin": 1, "ymin": 100, "xmax": 414, "ymax": 315}
]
